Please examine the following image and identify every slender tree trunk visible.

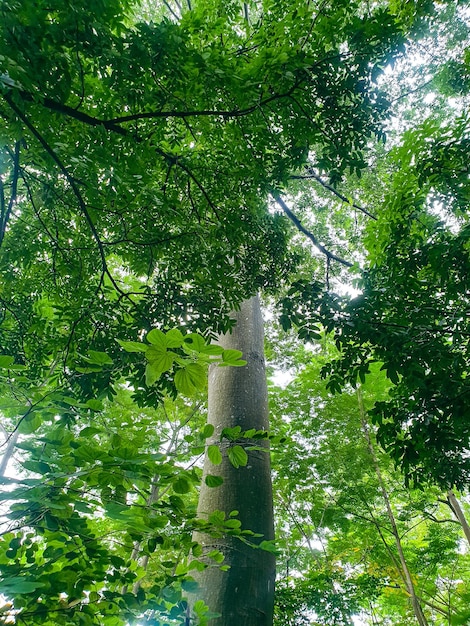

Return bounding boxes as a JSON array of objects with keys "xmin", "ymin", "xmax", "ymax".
[
  {"xmin": 0, "ymin": 426, "xmax": 18, "ymax": 477},
  {"xmin": 447, "ymin": 490, "xmax": 470, "ymax": 548},
  {"xmin": 191, "ymin": 295, "xmax": 275, "ymax": 625},
  {"xmin": 357, "ymin": 388, "xmax": 428, "ymax": 626}
]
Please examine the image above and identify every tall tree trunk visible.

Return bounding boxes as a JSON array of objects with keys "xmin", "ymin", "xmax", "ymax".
[
  {"xmin": 357, "ymin": 388, "xmax": 429, "ymax": 626},
  {"xmin": 447, "ymin": 490, "xmax": 470, "ymax": 548},
  {"xmin": 191, "ymin": 295, "xmax": 275, "ymax": 625}
]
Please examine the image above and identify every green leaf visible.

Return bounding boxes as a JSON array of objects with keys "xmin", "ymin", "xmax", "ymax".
[
  {"xmin": 227, "ymin": 445, "xmax": 248, "ymax": 468},
  {"xmin": 86, "ymin": 399, "xmax": 103, "ymax": 411},
  {"xmin": 105, "ymin": 502, "xmax": 130, "ymax": 521},
  {"xmin": 207, "ymin": 445, "xmax": 222, "ymax": 465},
  {"xmin": 202, "ymin": 424, "xmax": 215, "ymax": 438},
  {"xmin": 165, "ymin": 328, "xmax": 184, "ymax": 347},
  {"xmin": 221, "ymin": 426, "xmax": 241, "ymax": 441},
  {"xmin": 208, "ymin": 510, "xmax": 225, "ymax": 525},
  {"xmin": 87, "ymin": 350, "xmax": 114, "ymax": 365},
  {"xmin": 206, "ymin": 549, "xmax": 225, "ymax": 563},
  {"xmin": 200, "ymin": 344, "xmax": 224, "ymax": 355},
  {"xmin": 183, "ymin": 333, "xmax": 207, "ymax": 352},
  {"xmin": 0, "ymin": 355, "xmax": 14, "ymax": 368},
  {"xmin": 0, "ymin": 578, "xmax": 45, "ymax": 594},
  {"xmin": 221, "ymin": 349, "xmax": 246, "ymax": 365},
  {"xmin": 146, "ymin": 328, "xmax": 167, "ymax": 348},
  {"xmin": 75, "ymin": 364, "xmax": 103, "ymax": 373},
  {"xmin": 182, "ymin": 580, "xmax": 200, "ymax": 593},
  {"xmin": 116, "ymin": 340, "xmax": 147, "ymax": 353},
  {"xmin": 259, "ymin": 540, "xmax": 279, "ymax": 555},
  {"xmin": 145, "ymin": 349, "xmax": 175, "ymax": 385},
  {"xmin": 174, "ymin": 362, "xmax": 206, "ymax": 395},
  {"xmin": 173, "ymin": 477, "xmax": 191, "ymax": 494},
  {"xmin": 18, "ymin": 414, "xmax": 42, "ymax": 434},
  {"xmin": 205, "ymin": 475, "xmax": 223, "ymax": 487},
  {"xmin": 224, "ymin": 518, "xmax": 241, "ymax": 529}
]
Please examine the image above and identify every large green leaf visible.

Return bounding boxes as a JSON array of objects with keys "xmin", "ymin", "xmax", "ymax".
[
  {"xmin": 207, "ymin": 445, "xmax": 222, "ymax": 465},
  {"xmin": 174, "ymin": 362, "xmax": 206, "ymax": 395},
  {"xmin": 227, "ymin": 445, "xmax": 248, "ymax": 468}
]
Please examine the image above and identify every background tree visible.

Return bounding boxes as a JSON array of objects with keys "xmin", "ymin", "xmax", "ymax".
[{"xmin": 268, "ymin": 341, "xmax": 470, "ymax": 625}]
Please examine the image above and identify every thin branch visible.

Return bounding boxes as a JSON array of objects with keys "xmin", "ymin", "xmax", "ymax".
[
  {"xmin": 425, "ymin": 513, "xmax": 460, "ymax": 525},
  {"xmin": 163, "ymin": 0, "xmax": 180, "ymax": 20},
  {"xmin": 390, "ymin": 78, "xmax": 434, "ymax": 104},
  {"xmin": 20, "ymin": 166, "xmax": 62, "ymax": 250},
  {"xmin": 0, "ymin": 390, "xmax": 57, "ymax": 447},
  {"xmin": 4, "ymin": 94, "xmax": 128, "ymax": 298},
  {"xmin": 156, "ymin": 148, "xmax": 221, "ymax": 220},
  {"xmin": 0, "ymin": 141, "xmax": 21, "ymax": 248},
  {"xmin": 416, "ymin": 594, "xmax": 451, "ymax": 619},
  {"xmin": 272, "ymin": 191, "xmax": 353, "ymax": 267},
  {"xmin": 291, "ymin": 168, "xmax": 377, "ymax": 220},
  {"xmin": 107, "ymin": 83, "xmax": 303, "ymax": 125},
  {"xmin": 8, "ymin": 91, "xmax": 128, "ymax": 135},
  {"xmin": 300, "ymin": 0, "xmax": 329, "ymax": 51}
]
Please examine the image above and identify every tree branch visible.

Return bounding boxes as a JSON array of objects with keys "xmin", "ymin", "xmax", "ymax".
[
  {"xmin": 107, "ymin": 82, "xmax": 304, "ymax": 125},
  {"xmin": 156, "ymin": 147, "xmax": 221, "ymax": 220},
  {"xmin": 271, "ymin": 191, "xmax": 353, "ymax": 268},
  {"xmin": 163, "ymin": 0, "xmax": 180, "ymax": 20},
  {"xmin": 0, "ymin": 141, "xmax": 21, "ymax": 248},
  {"xmin": 7, "ymin": 90, "xmax": 128, "ymax": 135},
  {"xmin": 5, "ymin": 78, "xmax": 305, "ymax": 134},
  {"xmin": 291, "ymin": 168, "xmax": 377, "ymax": 220},
  {"xmin": 4, "ymin": 94, "xmax": 127, "ymax": 298}
]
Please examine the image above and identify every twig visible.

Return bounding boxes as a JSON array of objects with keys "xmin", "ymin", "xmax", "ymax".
[
  {"xmin": 271, "ymin": 192, "xmax": 353, "ymax": 267},
  {"xmin": 163, "ymin": 0, "xmax": 180, "ymax": 20},
  {"xmin": 156, "ymin": 148, "xmax": 221, "ymax": 221},
  {"xmin": 291, "ymin": 168, "xmax": 377, "ymax": 220}
]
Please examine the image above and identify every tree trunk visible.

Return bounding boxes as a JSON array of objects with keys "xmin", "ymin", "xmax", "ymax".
[
  {"xmin": 191, "ymin": 295, "xmax": 275, "ymax": 625},
  {"xmin": 447, "ymin": 490, "xmax": 470, "ymax": 548},
  {"xmin": 0, "ymin": 426, "xmax": 18, "ymax": 477}
]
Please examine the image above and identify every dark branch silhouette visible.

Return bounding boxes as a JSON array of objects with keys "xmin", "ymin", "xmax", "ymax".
[
  {"xmin": 0, "ymin": 141, "xmax": 20, "ymax": 248},
  {"xmin": 4, "ymin": 93, "xmax": 129, "ymax": 299},
  {"xmin": 5, "ymin": 79, "xmax": 303, "ymax": 135},
  {"xmin": 291, "ymin": 168, "xmax": 377, "ymax": 220},
  {"xmin": 271, "ymin": 191, "xmax": 353, "ymax": 268}
]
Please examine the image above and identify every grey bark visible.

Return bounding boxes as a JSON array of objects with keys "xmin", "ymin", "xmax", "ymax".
[
  {"xmin": 447, "ymin": 489, "xmax": 470, "ymax": 548},
  {"xmin": 0, "ymin": 426, "xmax": 19, "ymax": 477},
  {"xmin": 190, "ymin": 295, "xmax": 275, "ymax": 625}
]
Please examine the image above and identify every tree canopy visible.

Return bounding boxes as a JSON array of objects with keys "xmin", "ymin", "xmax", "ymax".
[{"xmin": 1, "ymin": 0, "xmax": 470, "ymax": 624}]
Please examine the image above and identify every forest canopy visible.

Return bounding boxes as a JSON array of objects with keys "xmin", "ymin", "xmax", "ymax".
[{"xmin": 0, "ymin": 0, "xmax": 469, "ymax": 624}]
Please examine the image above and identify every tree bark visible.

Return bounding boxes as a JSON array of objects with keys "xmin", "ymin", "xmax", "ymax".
[
  {"xmin": 191, "ymin": 295, "xmax": 275, "ymax": 625},
  {"xmin": 447, "ymin": 489, "xmax": 470, "ymax": 548},
  {"xmin": 0, "ymin": 426, "xmax": 18, "ymax": 478}
]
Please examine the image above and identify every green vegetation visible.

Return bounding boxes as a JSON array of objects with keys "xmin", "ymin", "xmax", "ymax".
[{"xmin": 0, "ymin": 0, "xmax": 469, "ymax": 623}]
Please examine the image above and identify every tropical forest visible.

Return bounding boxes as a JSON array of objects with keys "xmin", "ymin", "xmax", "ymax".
[{"xmin": 0, "ymin": 0, "xmax": 470, "ymax": 624}]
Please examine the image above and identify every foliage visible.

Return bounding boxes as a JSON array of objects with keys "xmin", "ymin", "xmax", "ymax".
[
  {"xmin": 0, "ymin": 0, "xmax": 469, "ymax": 623},
  {"xmin": 268, "ymin": 339, "xmax": 470, "ymax": 625},
  {"xmin": 280, "ymin": 108, "xmax": 470, "ymax": 489}
]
